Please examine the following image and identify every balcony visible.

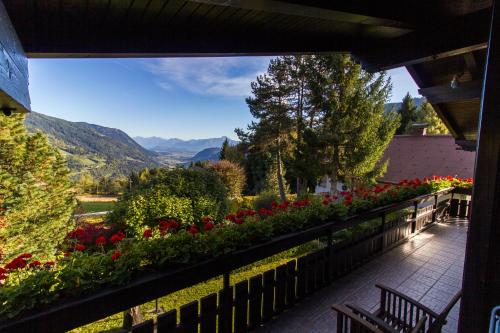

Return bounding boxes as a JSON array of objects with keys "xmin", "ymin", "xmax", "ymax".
[
  {"xmin": 255, "ymin": 218, "xmax": 466, "ymax": 333},
  {"xmin": 0, "ymin": 189, "xmax": 471, "ymax": 333}
]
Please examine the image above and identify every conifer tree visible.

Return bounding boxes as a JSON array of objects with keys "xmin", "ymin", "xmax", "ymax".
[
  {"xmin": 0, "ymin": 113, "xmax": 75, "ymax": 261},
  {"xmin": 420, "ymin": 101, "xmax": 449, "ymax": 134},
  {"xmin": 241, "ymin": 58, "xmax": 294, "ymax": 200},
  {"xmin": 309, "ymin": 55, "xmax": 399, "ymax": 188},
  {"xmin": 219, "ymin": 138, "xmax": 229, "ymax": 160},
  {"xmin": 396, "ymin": 93, "xmax": 419, "ymax": 134}
]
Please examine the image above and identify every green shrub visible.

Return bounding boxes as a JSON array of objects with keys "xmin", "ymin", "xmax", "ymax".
[
  {"xmin": 253, "ymin": 190, "xmax": 279, "ymax": 211},
  {"xmin": 110, "ymin": 168, "xmax": 230, "ymax": 236},
  {"xmin": 205, "ymin": 160, "xmax": 246, "ymax": 198}
]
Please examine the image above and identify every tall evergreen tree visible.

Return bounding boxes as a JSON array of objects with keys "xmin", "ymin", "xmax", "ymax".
[
  {"xmin": 240, "ymin": 58, "xmax": 294, "ymax": 200},
  {"xmin": 420, "ymin": 102, "xmax": 449, "ymax": 134},
  {"xmin": 309, "ymin": 55, "xmax": 399, "ymax": 188},
  {"xmin": 219, "ymin": 138, "xmax": 229, "ymax": 160},
  {"xmin": 0, "ymin": 113, "xmax": 76, "ymax": 261},
  {"xmin": 396, "ymin": 93, "xmax": 419, "ymax": 134}
]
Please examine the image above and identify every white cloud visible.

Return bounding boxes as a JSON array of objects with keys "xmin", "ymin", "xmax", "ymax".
[{"xmin": 142, "ymin": 57, "xmax": 272, "ymax": 97}]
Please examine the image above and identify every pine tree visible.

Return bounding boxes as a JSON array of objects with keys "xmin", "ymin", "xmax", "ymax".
[
  {"xmin": 241, "ymin": 58, "xmax": 294, "ymax": 200},
  {"xmin": 420, "ymin": 102, "xmax": 449, "ymax": 134},
  {"xmin": 396, "ymin": 93, "xmax": 419, "ymax": 134},
  {"xmin": 0, "ymin": 113, "xmax": 76, "ymax": 261}
]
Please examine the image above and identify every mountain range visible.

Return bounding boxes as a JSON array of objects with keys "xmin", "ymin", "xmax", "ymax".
[
  {"xmin": 134, "ymin": 136, "xmax": 238, "ymax": 153},
  {"xmin": 384, "ymin": 97, "xmax": 425, "ymax": 113},
  {"xmin": 25, "ymin": 112, "xmax": 161, "ymax": 179},
  {"xmin": 25, "ymin": 112, "xmax": 231, "ymax": 179}
]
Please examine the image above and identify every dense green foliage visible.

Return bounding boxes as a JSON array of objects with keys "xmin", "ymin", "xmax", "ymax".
[
  {"xmin": 25, "ymin": 112, "xmax": 160, "ymax": 180},
  {"xmin": 110, "ymin": 168, "xmax": 230, "ymax": 236},
  {"xmin": 0, "ymin": 113, "xmax": 76, "ymax": 261},
  {"xmin": 237, "ymin": 55, "xmax": 399, "ymax": 194}
]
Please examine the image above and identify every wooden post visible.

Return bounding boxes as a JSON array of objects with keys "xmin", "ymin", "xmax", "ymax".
[
  {"xmin": 432, "ymin": 194, "xmax": 438, "ymax": 222},
  {"xmin": 459, "ymin": 1, "xmax": 500, "ymax": 332},
  {"xmin": 219, "ymin": 272, "xmax": 232, "ymax": 333},
  {"xmin": 380, "ymin": 212, "xmax": 386, "ymax": 252},
  {"xmin": 411, "ymin": 201, "xmax": 418, "ymax": 233}
]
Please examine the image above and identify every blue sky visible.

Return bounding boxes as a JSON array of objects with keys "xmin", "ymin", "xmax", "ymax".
[{"xmin": 28, "ymin": 57, "xmax": 420, "ymax": 140}]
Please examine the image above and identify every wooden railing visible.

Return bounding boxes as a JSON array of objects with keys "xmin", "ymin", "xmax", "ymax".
[{"xmin": 0, "ymin": 188, "xmax": 470, "ymax": 333}]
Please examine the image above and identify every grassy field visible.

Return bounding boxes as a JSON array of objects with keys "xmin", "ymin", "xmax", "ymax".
[
  {"xmin": 71, "ymin": 242, "xmax": 321, "ymax": 333},
  {"xmin": 78, "ymin": 201, "xmax": 116, "ymax": 214}
]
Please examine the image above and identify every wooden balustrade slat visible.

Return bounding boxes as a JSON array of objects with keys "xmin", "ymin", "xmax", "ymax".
[
  {"xmin": 262, "ymin": 270, "xmax": 275, "ymax": 321},
  {"xmin": 234, "ymin": 281, "xmax": 248, "ymax": 333},
  {"xmin": 285, "ymin": 261, "xmax": 296, "ymax": 308},
  {"xmin": 179, "ymin": 301, "xmax": 198, "ymax": 333},
  {"xmin": 157, "ymin": 309, "xmax": 177, "ymax": 333},
  {"xmin": 248, "ymin": 275, "xmax": 262, "ymax": 329},
  {"xmin": 200, "ymin": 294, "xmax": 217, "ymax": 333},
  {"xmin": 274, "ymin": 265, "xmax": 287, "ymax": 313}
]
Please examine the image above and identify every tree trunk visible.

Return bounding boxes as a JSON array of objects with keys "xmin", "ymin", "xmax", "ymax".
[
  {"xmin": 276, "ymin": 141, "xmax": 286, "ymax": 201},
  {"xmin": 122, "ymin": 306, "xmax": 143, "ymax": 330}
]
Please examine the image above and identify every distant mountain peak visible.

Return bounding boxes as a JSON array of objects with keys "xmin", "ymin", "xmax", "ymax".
[{"xmin": 134, "ymin": 136, "xmax": 238, "ymax": 153}]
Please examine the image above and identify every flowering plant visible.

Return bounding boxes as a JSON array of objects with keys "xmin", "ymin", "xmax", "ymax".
[{"xmin": 0, "ymin": 176, "xmax": 471, "ymax": 321}]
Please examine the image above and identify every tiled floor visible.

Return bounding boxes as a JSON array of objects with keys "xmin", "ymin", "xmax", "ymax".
[{"xmin": 255, "ymin": 219, "xmax": 468, "ymax": 333}]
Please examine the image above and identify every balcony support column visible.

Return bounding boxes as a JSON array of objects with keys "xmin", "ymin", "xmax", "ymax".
[{"xmin": 459, "ymin": 1, "xmax": 500, "ymax": 331}]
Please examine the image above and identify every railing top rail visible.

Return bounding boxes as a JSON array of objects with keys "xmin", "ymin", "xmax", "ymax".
[{"xmin": 0, "ymin": 188, "xmax": 455, "ymax": 333}]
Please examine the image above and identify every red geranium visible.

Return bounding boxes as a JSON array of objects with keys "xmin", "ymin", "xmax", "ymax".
[
  {"xmin": 5, "ymin": 257, "xmax": 27, "ymax": 270},
  {"xmin": 110, "ymin": 230, "xmax": 125, "ymax": 244},
  {"xmin": 143, "ymin": 229, "xmax": 153, "ymax": 238},
  {"xmin": 44, "ymin": 261, "xmax": 55, "ymax": 267},
  {"xmin": 111, "ymin": 250, "xmax": 121, "ymax": 261},
  {"xmin": 29, "ymin": 260, "xmax": 41, "ymax": 268},
  {"xmin": 158, "ymin": 220, "xmax": 180, "ymax": 234},
  {"xmin": 258, "ymin": 208, "xmax": 274, "ymax": 216},
  {"xmin": 95, "ymin": 236, "xmax": 107, "ymax": 246},
  {"xmin": 75, "ymin": 243, "xmax": 86, "ymax": 251},
  {"xmin": 203, "ymin": 222, "xmax": 214, "ymax": 231},
  {"xmin": 188, "ymin": 225, "xmax": 199, "ymax": 235}
]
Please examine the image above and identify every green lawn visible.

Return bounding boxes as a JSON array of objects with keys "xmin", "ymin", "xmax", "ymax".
[
  {"xmin": 78, "ymin": 201, "xmax": 116, "ymax": 214},
  {"xmin": 71, "ymin": 242, "xmax": 321, "ymax": 333}
]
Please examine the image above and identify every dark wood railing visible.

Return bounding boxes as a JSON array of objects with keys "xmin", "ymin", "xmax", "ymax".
[{"xmin": 0, "ymin": 188, "xmax": 470, "ymax": 333}]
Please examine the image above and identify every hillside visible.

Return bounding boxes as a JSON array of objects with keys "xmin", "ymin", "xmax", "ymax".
[
  {"xmin": 384, "ymin": 97, "xmax": 426, "ymax": 113},
  {"xmin": 190, "ymin": 148, "xmax": 220, "ymax": 162},
  {"xmin": 25, "ymin": 112, "xmax": 161, "ymax": 179},
  {"xmin": 134, "ymin": 136, "xmax": 238, "ymax": 153}
]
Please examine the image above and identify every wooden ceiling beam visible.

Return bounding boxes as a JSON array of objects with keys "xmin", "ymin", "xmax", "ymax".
[
  {"xmin": 357, "ymin": 8, "xmax": 491, "ymax": 71},
  {"xmin": 418, "ymin": 80, "xmax": 482, "ymax": 104},
  {"xmin": 186, "ymin": 0, "xmax": 413, "ymax": 30}
]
